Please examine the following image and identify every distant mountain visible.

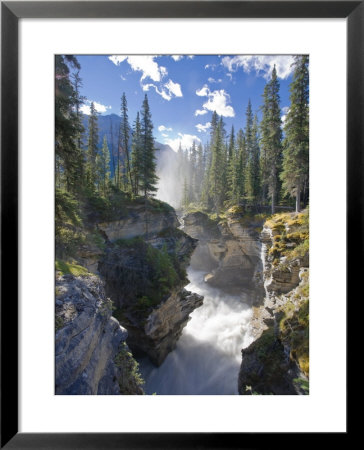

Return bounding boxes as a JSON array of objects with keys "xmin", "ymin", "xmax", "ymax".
[{"xmin": 81, "ymin": 113, "xmax": 177, "ymax": 176}]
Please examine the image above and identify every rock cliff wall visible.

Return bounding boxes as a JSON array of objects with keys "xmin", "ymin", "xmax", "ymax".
[
  {"xmin": 238, "ymin": 210, "xmax": 309, "ymax": 395},
  {"xmin": 182, "ymin": 210, "xmax": 264, "ymax": 301},
  {"xmin": 55, "ymin": 273, "xmax": 144, "ymax": 395},
  {"xmin": 74, "ymin": 203, "xmax": 204, "ymax": 368},
  {"xmin": 98, "ymin": 219, "xmax": 203, "ymax": 366}
]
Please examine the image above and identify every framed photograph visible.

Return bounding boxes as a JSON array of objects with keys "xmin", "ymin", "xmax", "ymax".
[{"xmin": 1, "ymin": 1, "xmax": 356, "ymax": 447}]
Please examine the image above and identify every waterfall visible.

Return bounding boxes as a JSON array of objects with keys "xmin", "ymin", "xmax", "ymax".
[
  {"xmin": 260, "ymin": 227, "xmax": 272, "ymax": 301},
  {"xmin": 139, "ymin": 267, "xmax": 254, "ymax": 395}
]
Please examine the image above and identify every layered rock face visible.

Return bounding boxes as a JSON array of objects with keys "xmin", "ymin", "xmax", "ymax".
[
  {"xmin": 98, "ymin": 204, "xmax": 179, "ymax": 242},
  {"xmin": 182, "ymin": 211, "xmax": 263, "ymax": 299},
  {"xmin": 97, "ymin": 207, "xmax": 203, "ymax": 367},
  {"xmin": 238, "ymin": 211, "xmax": 309, "ymax": 395},
  {"xmin": 55, "ymin": 274, "xmax": 144, "ymax": 395},
  {"xmin": 124, "ymin": 288, "xmax": 203, "ymax": 366}
]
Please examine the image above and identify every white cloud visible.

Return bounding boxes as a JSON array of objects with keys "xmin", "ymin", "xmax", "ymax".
[
  {"xmin": 208, "ymin": 77, "xmax": 222, "ymax": 83},
  {"xmin": 108, "ymin": 55, "xmax": 167, "ymax": 82},
  {"xmin": 171, "ymin": 55, "xmax": 183, "ymax": 61},
  {"xmin": 162, "ymin": 133, "xmax": 169, "ymax": 137},
  {"xmin": 281, "ymin": 106, "xmax": 290, "ymax": 127},
  {"xmin": 108, "ymin": 55, "xmax": 127, "ymax": 65},
  {"xmin": 120, "ymin": 75, "xmax": 126, "ymax": 81},
  {"xmin": 195, "ymin": 109, "xmax": 208, "ymax": 116},
  {"xmin": 165, "ymin": 79, "xmax": 183, "ymax": 97},
  {"xmin": 187, "ymin": 55, "xmax": 195, "ymax": 59},
  {"xmin": 142, "ymin": 80, "xmax": 182, "ymax": 101},
  {"xmin": 204, "ymin": 64, "xmax": 216, "ymax": 70},
  {"xmin": 196, "ymin": 85, "xmax": 210, "ymax": 97},
  {"xmin": 158, "ymin": 125, "xmax": 173, "ymax": 132},
  {"xmin": 109, "ymin": 55, "xmax": 182, "ymax": 101},
  {"xmin": 195, "ymin": 84, "xmax": 235, "ymax": 117},
  {"xmin": 164, "ymin": 133, "xmax": 201, "ymax": 152},
  {"xmin": 221, "ymin": 55, "xmax": 295, "ymax": 80},
  {"xmin": 196, "ymin": 122, "xmax": 211, "ymax": 133},
  {"xmin": 80, "ymin": 100, "xmax": 111, "ymax": 115}
]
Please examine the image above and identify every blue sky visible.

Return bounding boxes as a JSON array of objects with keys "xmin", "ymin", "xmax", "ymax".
[{"xmin": 76, "ymin": 54, "xmax": 296, "ymax": 151}]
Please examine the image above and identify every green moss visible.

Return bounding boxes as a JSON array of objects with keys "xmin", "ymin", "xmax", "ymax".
[
  {"xmin": 265, "ymin": 210, "xmax": 309, "ymax": 265},
  {"xmin": 55, "ymin": 315, "xmax": 64, "ymax": 331},
  {"xmin": 279, "ymin": 298, "xmax": 309, "ymax": 376},
  {"xmin": 293, "ymin": 377, "xmax": 309, "ymax": 393},
  {"xmin": 55, "ymin": 259, "xmax": 89, "ymax": 277},
  {"xmin": 88, "ymin": 229, "xmax": 106, "ymax": 250},
  {"xmin": 115, "ymin": 236, "xmax": 145, "ymax": 248},
  {"xmin": 227, "ymin": 205, "xmax": 245, "ymax": 215},
  {"xmin": 147, "ymin": 197, "xmax": 174, "ymax": 213},
  {"xmin": 114, "ymin": 342, "xmax": 144, "ymax": 394}
]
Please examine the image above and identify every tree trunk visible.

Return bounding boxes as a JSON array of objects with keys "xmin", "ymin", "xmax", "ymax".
[
  {"xmin": 296, "ymin": 187, "xmax": 301, "ymax": 212},
  {"xmin": 271, "ymin": 190, "xmax": 275, "ymax": 215}
]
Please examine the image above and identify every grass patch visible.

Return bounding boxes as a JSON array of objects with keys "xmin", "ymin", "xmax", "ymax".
[{"xmin": 55, "ymin": 259, "xmax": 89, "ymax": 277}]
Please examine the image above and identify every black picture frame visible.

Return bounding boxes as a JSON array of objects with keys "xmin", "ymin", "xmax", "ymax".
[{"xmin": 1, "ymin": 1, "xmax": 356, "ymax": 448}]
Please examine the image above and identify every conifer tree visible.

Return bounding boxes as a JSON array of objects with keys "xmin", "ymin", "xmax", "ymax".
[
  {"xmin": 109, "ymin": 118, "xmax": 117, "ymax": 185},
  {"xmin": 260, "ymin": 65, "xmax": 283, "ymax": 213},
  {"xmin": 196, "ymin": 142, "xmax": 204, "ymax": 202},
  {"xmin": 251, "ymin": 115, "xmax": 261, "ymax": 204},
  {"xmin": 189, "ymin": 141, "xmax": 198, "ymax": 201},
  {"xmin": 280, "ymin": 56, "xmax": 309, "ymax": 212},
  {"xmin": 245, "ymin": 106, "xmax": 261, "ymax": 206},
  {"xmin": 86, "ymin": 101, "xmax": 99, "ymax": 189},
  {"xmin": 200, "ymin": 142, "xmax": 211, "ymax": 208},
  {"xmin": 182, "ymin": 177, "xmax": 190, "ymax": 209},
  {"xmin": 96, "ymin": 135, "xmax": 111, "ymax": 196},
  {"xmin": 55, "ymin": 55, "xmax": 82, "ymax": 192},
  {"xmin": 120, "ymin": 93, "xmax": 133, "ymax": 193},
  {"xmin": 226, "ymin": 125, "xmax": 236, "ymax": 204},
  {"xmin": 209, "ymin": 117, "xmax": 225, "ymax": 213},
  {"xmin": 236, "ymin": 129, "xmax": 248, "ymax": 203},
  {"xmin": 70, "ymin": 70, "xmax": 86, "ymax": 189},
  {"xmin": 131, "ymin": 112, "xmax": 142, "ymax": 195},
  {"xmin": 140, "ymin": 94, "xmax": 158, "ymax": 198}
]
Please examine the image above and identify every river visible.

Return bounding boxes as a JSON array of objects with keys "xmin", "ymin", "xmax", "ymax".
[{"xmin": 138, "ymin": 266, "xmax": 255, "ymax": 395}]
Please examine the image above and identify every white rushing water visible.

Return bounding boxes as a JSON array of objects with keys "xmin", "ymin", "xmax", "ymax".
[{"xmin": 139, "ymin": 268, "xmax": 254, "ymax": 395}]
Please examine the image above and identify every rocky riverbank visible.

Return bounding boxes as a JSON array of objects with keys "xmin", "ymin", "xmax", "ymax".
[
  {"xmin": 55, "ymin": 273, "xmax": 144, "ymax": 395},
  {"xmin": 182, "ymin": 208, "xmax": 265, "ymax": 303},
  {"xmin": 238, "ymin": 210, "xmax": 309, "ymax": 395},
  {"xmin": 56, "ymin": 196, "xmax": 204, "ymax": 393}
]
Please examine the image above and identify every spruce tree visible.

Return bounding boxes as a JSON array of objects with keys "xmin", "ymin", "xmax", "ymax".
[
  {"xmin": 260, "ymin": 65, "xmax": 283, "ymax": 213},
  {"xmin": 208, "ymin": 116, "xmax": 225, "ymax": 213},
  {"xmin": 226, "ymin": 125, "xmax": 236, "ymax": 205},
  {"xmin": 120, "ymin": 93, "xmax": 133, "ymax": 193},
  {"xmin": 70, "ymin": 70, "xmax": 86, "ymax": 189},
  {"xmin": 109, "ymin": 118, "xmax": 117, "ymax": 185},
  {"xmin": 280, "ymin": 56, "xmax": 309, "ymax": 212},
  {"xmin": 86, "ymin": 101, "xmax": 99, "ymax": 189},
  {"xmin": 96, "ymin": 135, "xmax": 111, "ymax": 196},
  {"xmin": 196, "ymin": 142, "xmax": 204, "ymax": 202},
  {"xmin": 236, "ymin": 129, "xmax": 248, "ymax": 203},
  {"xmin": 131, "ymin": 112, "xmax": 142, "ymax": 195},
  {"xmin": 55, "ymin": 55, "xmax": 82, "ymax": 192},
  {"xmin": 250, "ymin": 115, "xmax": 261, "ymax": 206},
  {"xmin": 245, "ymin": 104, "xmax": 261, "ymax": 207},
  {"xmin": 182, "ymin": 177, "xmax": 190, "ymax": 209},
  {"xmin": 189, "ymin": 141, "xmax": 197, "ymax": 202},
  {"xmin": 140, "ymin": 94, "xmax": 158, "ymax": 198}
]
